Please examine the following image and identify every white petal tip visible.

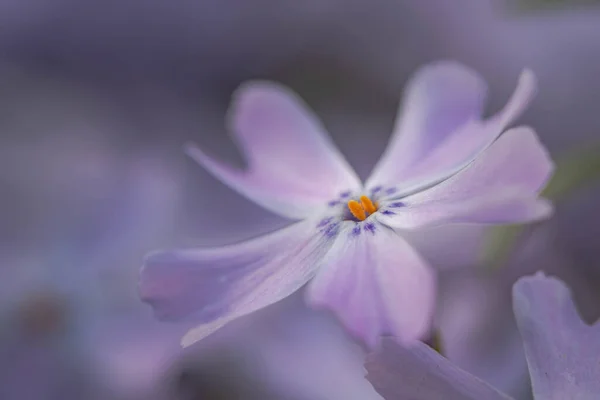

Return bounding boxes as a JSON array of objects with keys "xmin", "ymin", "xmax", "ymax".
[
  {"xmin": 233, "ymin": 80, "xmax": 283, "ymax": 96},
  {"xmin": 520, "ymin": 68, "xmax": 536, "ymax": 83},
  {"xmin": 515, "ymin": 272, "xmax": 560, "ymax": 289},
  {"xmin": 229, "ymin": 80, "xmax": 292, "ymax": 118},
  {"xmin": 512, "ymin": 273, "xmax": 569, "ymax": 308},
  {"xmin": 180, "ymin": 328, "xmax": 204, "ymax": 348},
  {"xmin": 180, "ymin": 321, "xmax": 228, "ymax": 348},
  {"xmin": 180, "ymin": 336, "xmax": 195, "ymax": 348},
  {"xmin": 411, "ymin": 60, "xmax": 485, "ymax": 91},
  {"xmin": 183, "ymin": 142, "xmax": 204, "ymax": 159},
  {"xmin": 533, "ymin": 270, "xmax": 549, "ymax": 278},
  {"xmin": 421, "ymin": 60, "xmax": 478, "ymax": 76},
  {"xmin": 532, "ymin": 198, "xmax": 554, "ymax": 221},
  {"xmin": 519, "ymin": 68, "xmax": 538, "ymax": 94}
]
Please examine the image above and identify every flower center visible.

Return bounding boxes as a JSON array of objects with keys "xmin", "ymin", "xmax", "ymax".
[{"xmin": 347, "ymin": 195, "xmax": 378, "ymax": 221}]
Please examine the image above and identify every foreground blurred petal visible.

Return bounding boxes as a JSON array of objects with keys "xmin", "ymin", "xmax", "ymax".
[
  {"xmin": 186, "ymin": 82, "xmax": 361, "ymax": 220},
  {"xmin": 378, "ymin": 127, "xmax": 553, "ymax": 229},
  {"xmin": 436, "ymin": 266, "xmax": 530, "ymax": 396},
  {"xmin": 513, "ymin": 274, "xmax": 600, "ymax": 399},
  {"xmin": 140, "ymin": 220, "xmax": 335, "ymax": 345},
  {"xmin": 306, "ymin": 223, "xmax": 436, "ymax": 348},
  {"xmin": 365, "ymin": 338, "xmax": 513, "ymax": 400},
  {"xmin": 367, "ymin": 63, "xmax": 536, "ymax": 196}
]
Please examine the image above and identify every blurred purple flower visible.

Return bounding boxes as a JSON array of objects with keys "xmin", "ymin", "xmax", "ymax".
[
  {"xmin": 436, "ymin": 195, "xmax": 600, "ymax": 398},
  {"xmin": 365, "ymin": 273, "xmax": 600, "ymax": 399},
  {"xmin": 514, "ymin": 273, "xmax": 600, "ymax": 399},
  {"xmin": 366, "ymin": 340, "xmax": 512, "ymax": 400},
  {"xmin": 0, "ymin": 133, "xmax": 192, "ymax": 400},
  {"xmin": 140, "ymin": 61, "xmax": 553, "ymax": 349}
]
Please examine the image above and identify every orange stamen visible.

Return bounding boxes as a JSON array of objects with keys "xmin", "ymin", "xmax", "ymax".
[
  {"xmin": 347, "ymin": 200, "xmax": 366, "ymax": 221},
  {"xmin": 360, "ymin": 195, "xmax": 377, "ymax": 214}
]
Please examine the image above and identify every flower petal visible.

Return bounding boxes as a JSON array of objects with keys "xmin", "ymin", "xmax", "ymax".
[
  {"xmin": 186, "ymin": 82, "xmax": 361, "ymax": 220},
  {"xmin": 513, "ymin": 273, "xmax": 600, "ymax": 399},
  {"xmin": 306, "ymin": 222, "xmax": 436, "ymax": 348},
  {"xmin": 140, "ymin": 220, "xmax": 335, "ymax": 346},
  {"xmin": 437, "ymin": 266, "xmax": 530, "ymax": 396},
  {"xmin": 365, "ymin": 338, "xmax": 513, "ymax": 400},
  {"xmin": 367, "ymin": 62, "xmax": 536, "ymax": 197},
  {"xmin": 378, "ymin": 126, "xmax": 553, "ymax": 229}
]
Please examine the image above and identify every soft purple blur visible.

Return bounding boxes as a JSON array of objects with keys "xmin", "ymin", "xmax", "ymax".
[{"xmin": 2, "ymin": 1, "xmax": 600, "ymax": 399}]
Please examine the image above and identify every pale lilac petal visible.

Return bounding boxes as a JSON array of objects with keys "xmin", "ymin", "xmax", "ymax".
[
  {"xmin": 487, "ymin": 69, "xmax": 537, "ymax": 129},
  {"xmin": 186, "ymin": 82, "xmax": 361, "ymax": 220},
  {"xmin": 367, "ymin": 63, "xmax": 536, "ymax": 197},
  {"xmin": 370, "ymin": 62, "xmax": 488, "ymax": 178},
  {"xmin": 513, "ymin": 273, "xmax": 600, "ymax": 399},
  {"xmin": 378, "ymin": 127, "xmax": 553, "ymax": 229},
  {"xmin": 306, "ymin": 222, "xmax": 436, "ymax": 348},
  {"xmin": 140, "ymin": 220, "xmax": 335, "ymax": 346},
  {"xmin": 365, "ymin": 338, "xmax": 513, "ymax": 400},
  {"xmin": 378, "ymin": 192, "xmax": 552, "ymax": 230}
]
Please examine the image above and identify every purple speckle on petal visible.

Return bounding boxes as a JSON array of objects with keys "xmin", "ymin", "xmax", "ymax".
[
  {"xmin": 390, "ymin": 201, "xmax": 405, "ymax": 208},
  {"xmin": 385, "ymin": 187, "xmax": 397, "ymax": 195},
  {"xmin": 371, "ymin": 186, "xmax": 383, "ymax": 194},
  {"xmin": 324, "ymin": 223, "xmax": 340, "ymax": 238},
  {"xmin": 340, "ymin": 191, "xmax": 352, "ymax": 198},
  {"xmin": 317, "ymin": 217, "xmax": 334, "ymax": 228},
  {"xmin": 364, "ymin": 222, "xmax": 376, "ymax": 234},
  {"xmin": 328, "ymin": 200, "xmax": 340, "ymax": 207},
  {"xmin": 351, "ymin": 225, "xmax": 361, "ymax": 237},
  {"xmin": 382, "ymin": 210, "xmax": 396, "ymax": 216}
]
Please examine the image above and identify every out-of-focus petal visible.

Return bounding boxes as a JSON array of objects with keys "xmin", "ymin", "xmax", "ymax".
[
  {"xmin": 306, "ymin": 223, "xmax": 436, "ymax": 348},
  {"xmin": 245, "ymin": 294, "xmax": 384, "ymax": 400},
  {"xmin": 513, "ymin": 273, "xmax": 600, "ymax": 399},
  {"xmin": 186, "ymin": 82, "xmax": 361, "ymax": 220},
  {"xmin": 378, "ymin": 127, "xmax": 553, "ymax": 229},
  {"xmin": 436, "ymin": 267, "xmax": 530, "ymax": 397},
  {"xmin": 365, "ymin": 338, "xmax": 514, "ymax": 400},
  {"xmin": 367, "ymin": 63, "xmax": 536, "ymax": 197},
  {"xmin": 140, "ymin": 220, "xmax": 336, "ymax": 346}
]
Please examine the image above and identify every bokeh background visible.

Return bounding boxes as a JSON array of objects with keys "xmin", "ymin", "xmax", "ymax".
[{"xmin": 2, "ymin": 0, "xmax": 600, "ymax": 399}]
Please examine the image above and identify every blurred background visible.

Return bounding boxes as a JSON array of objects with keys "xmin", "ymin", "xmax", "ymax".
[{"xmin": 2, "ymin": 0, "xmax": 600, "ymax": 399}]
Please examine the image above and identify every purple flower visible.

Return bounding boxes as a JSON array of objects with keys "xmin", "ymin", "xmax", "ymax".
[
  {"xmin": 365, "ymin": 273, "xmax": 600, "ymax": 399},
  {"xmin": 513, "ymin": 273, "xmax": 600, "ymax": 399},
  {"xmin": 139, "ymin": 61, "xmax": 553, "ymax": 349}
]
